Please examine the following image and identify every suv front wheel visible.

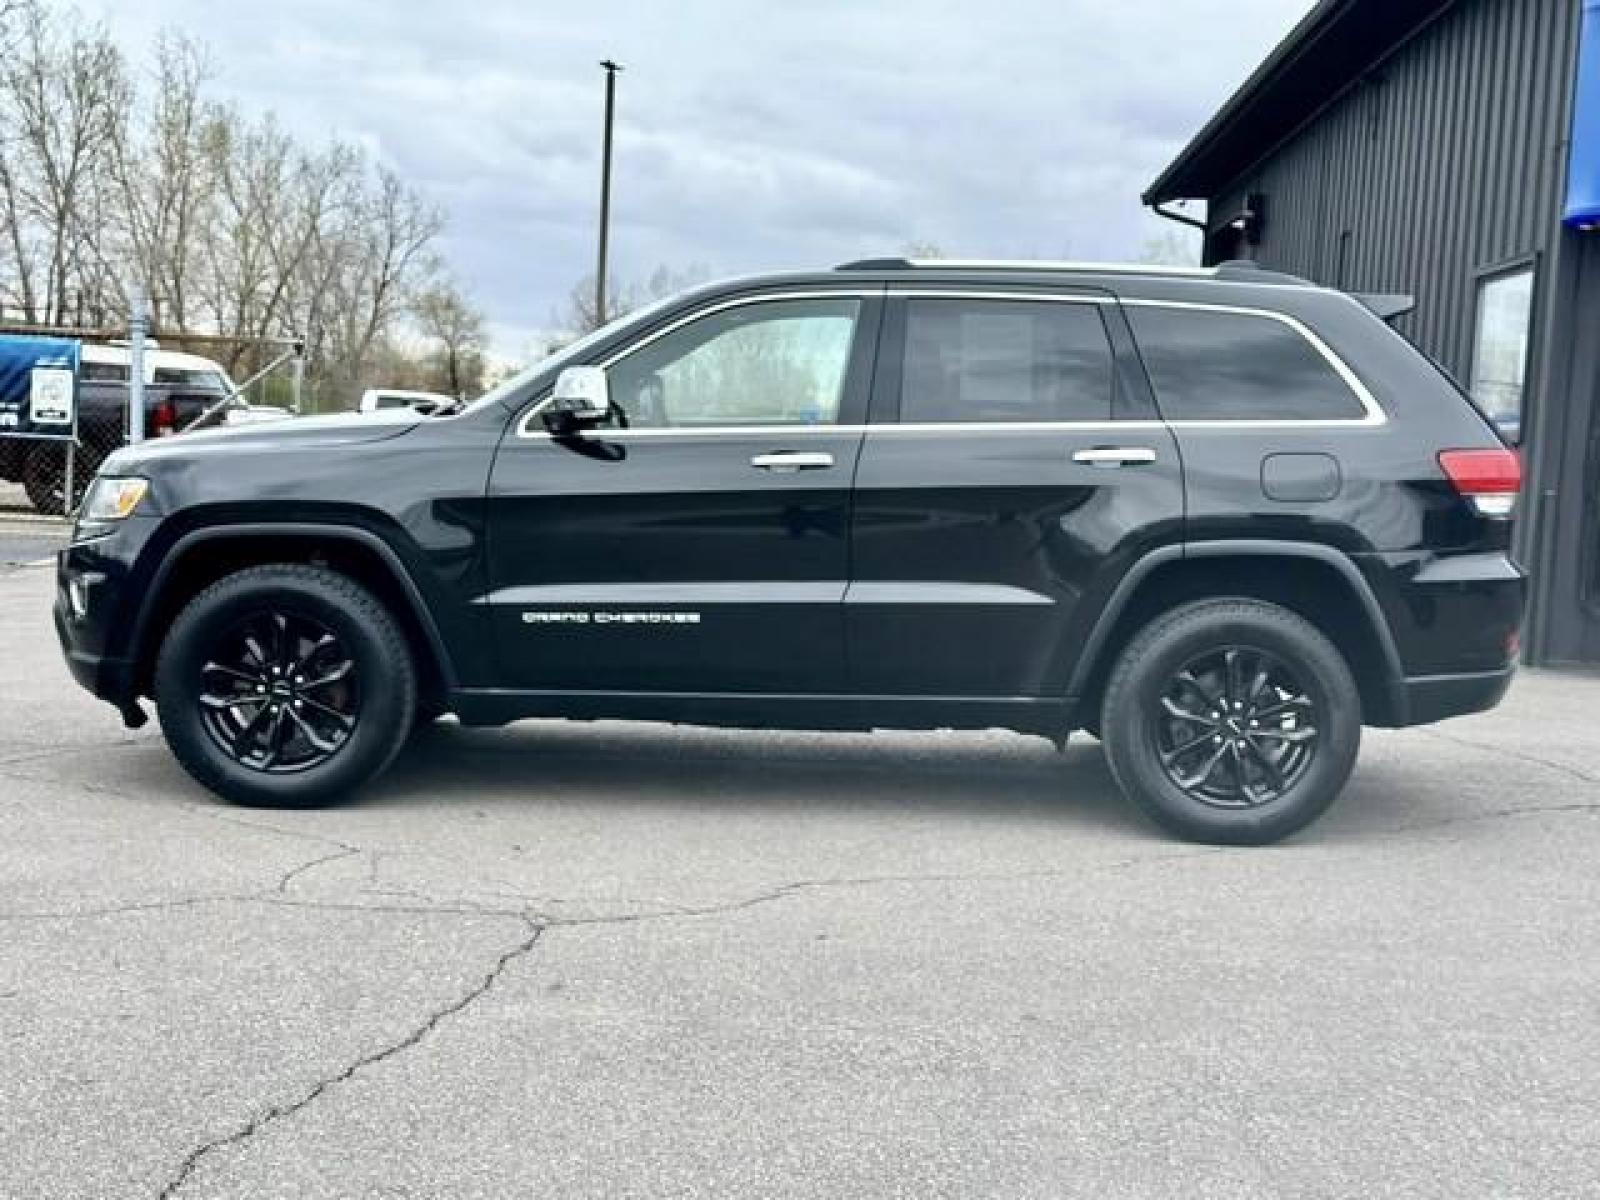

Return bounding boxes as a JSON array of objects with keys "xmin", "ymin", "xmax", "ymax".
[
  {"xmin": 155, "ymin": 564, "xmax": 416, "ymax": 808},
  {"xmin": 1100, "ymin": 598, "xmax": 1361, "ymax": 845}
]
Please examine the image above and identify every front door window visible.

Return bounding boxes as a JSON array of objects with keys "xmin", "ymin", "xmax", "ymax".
[{"xmin": 605, "ymin": 298, "xmax": 860, "ymax": 429}]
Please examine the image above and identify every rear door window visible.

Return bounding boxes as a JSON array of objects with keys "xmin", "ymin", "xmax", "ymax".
[
  {"xmin": 1127, "ymin": 305, "xmax": 1367, "ymax": 421},
  {"xmin": 899, "ymin": 298, "xmax": 1115, "ymax": 423}
]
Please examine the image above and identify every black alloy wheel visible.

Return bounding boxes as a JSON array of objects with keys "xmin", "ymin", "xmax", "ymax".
[
  {"xmin": 197, "ymin": 609, "xmax": 361, "ymax": 773},
  {"xmin": 1154, "ymin": 646, "xmax": 1318, "ymax": 809},
  {"xmin": 155, "ymin": 564, "xmax": 415, "ymax": 808},
  {"xmin": 1100, "ymin": 598, "xmax": 1361, "ymax": 846}
]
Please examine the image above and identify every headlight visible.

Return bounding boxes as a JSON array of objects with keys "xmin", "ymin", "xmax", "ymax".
[{"xmin": 80, "ymin": 476, "xmax": 150, "ymax": 522}]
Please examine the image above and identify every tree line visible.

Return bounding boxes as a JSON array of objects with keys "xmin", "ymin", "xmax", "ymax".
[{"xmin": 0, "ymin": 2, "xmax": 486, "ymax": 408}]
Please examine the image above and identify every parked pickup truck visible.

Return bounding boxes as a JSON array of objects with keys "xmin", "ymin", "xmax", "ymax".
[{"xmin": 0, "ymin": 375, "xmax": 235, "ymax": 512}]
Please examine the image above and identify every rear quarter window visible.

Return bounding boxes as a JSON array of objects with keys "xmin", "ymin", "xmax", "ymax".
[{"xmin": 1127, "ymin": 305, "xmax": 1367, "ymax": 421}]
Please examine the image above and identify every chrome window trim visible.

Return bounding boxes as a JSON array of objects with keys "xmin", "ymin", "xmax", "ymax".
[
  {"xmin": 513, "ymin": 287, "xmax": 1386, "ymax": 439},
  {"xmin": 514, "ymin": 420, "xmax": 1171, "ymax": 441},
  {"xmin": 1119, "ymin": 297, "xmax": 1387, "ymax": 427},
  {"xmin": 515, "ymin": 289, "xmax": 876, "ymax": 438},
  {"xmin": 886, "ymin": 288, "xmax": 1112, "ymax": 304}
]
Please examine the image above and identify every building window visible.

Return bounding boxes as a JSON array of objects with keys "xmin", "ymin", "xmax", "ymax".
[{"xmin": 1470, "ymin": 267, "xmax": 1535, "ymax": 443}]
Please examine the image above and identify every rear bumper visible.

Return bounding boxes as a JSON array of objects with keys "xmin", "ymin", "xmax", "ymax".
[
  {"xmin": 1397, "ymin": 666, "xmax": 1515, "ymax": 726},
  {"xmin": 1356, "ymin": 549, "xmax": 1524, "ymax": 726}
]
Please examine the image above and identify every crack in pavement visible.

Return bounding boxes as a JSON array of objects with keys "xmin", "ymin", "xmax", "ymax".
[
  {"xmin": 156, "ymin": 918, "xmax": 545, "ymax": 1199},
  {"xmin": 1386, "ymin": 799, "xmax": 1600, "ymax": 836},
  {"xmin": 276, "ymin": 846, "xmax": 362, "ymax": 893},
  {"xmin": 0, "ymin": 894, "xmax": 539, "ymax": 923},
  {"xmin": 0, "ymin": 893, "xmax": 264, "ymax": 922},
  {"xmin": 5, "ymin": 775, "xmax": 1600, "ymax": 926},
  {"xmin": 0, "ymin": 846, "xmax": 1211, "ymax": 925},
  {"xmin": 1414, "ymin": 727, "xmax": 1600, "ymax": 785},
  {"xmin": 8, "ymin": 799, "xmax": 1600, "ymax": 925}
]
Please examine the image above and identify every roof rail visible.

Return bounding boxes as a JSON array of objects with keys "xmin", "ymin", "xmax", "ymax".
[
  {"xmin": 1210, "ymin": 258, "xmax": 1309, "ymax": 284},
  {"xmin": 835, "ymin": 257, "xmax": 914, "ymax": 271},
  {"xmin": 834, "ymin": 256, "xmax": 1308, "ymax": 284}
]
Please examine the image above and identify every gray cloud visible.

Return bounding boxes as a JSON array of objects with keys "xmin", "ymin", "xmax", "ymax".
[{"xmin": 82, "ymin": 0, "xmax": 1311, "ymax": 355}]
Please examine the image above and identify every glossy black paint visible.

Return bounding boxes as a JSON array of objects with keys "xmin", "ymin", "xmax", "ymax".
[
  {"xmin": 481, "ymin": 294, "xmax": 882, "ymax": 693},
  {"xmin": 844, "ymin": 297, "xmax": 1177, "ymax": 695},
  {"xmin": 53, "ymin": 264, "xmax": 1526, "ymax": 738}
]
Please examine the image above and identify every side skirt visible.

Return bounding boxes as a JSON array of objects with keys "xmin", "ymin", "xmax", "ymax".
[{"xmin": 450, "ymin": 688, "xmax": 1073, "ymax": 738}]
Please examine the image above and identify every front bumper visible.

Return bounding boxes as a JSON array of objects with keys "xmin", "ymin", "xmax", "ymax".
[
  {"xmin": 53, "ymin": 596, "xmax": 140, "ymax": 711},
  {"xmin": 53, "ymin": 515, "xmax": 164, "ymax": 715}
]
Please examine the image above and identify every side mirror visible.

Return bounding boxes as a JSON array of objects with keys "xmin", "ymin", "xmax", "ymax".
[{"xmin": 545, "ymin": 366, "xmax": 610, "ymax": 429}]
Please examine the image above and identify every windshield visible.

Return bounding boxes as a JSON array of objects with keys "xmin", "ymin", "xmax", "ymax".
[{"xmin": 460, "ymin": 290, "xmax": 690, "ymax": 415}]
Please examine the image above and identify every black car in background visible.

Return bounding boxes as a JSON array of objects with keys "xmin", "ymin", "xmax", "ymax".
[{"xmin": 52, "ymin": 259, "xmax": 1525, "ymax": 844}]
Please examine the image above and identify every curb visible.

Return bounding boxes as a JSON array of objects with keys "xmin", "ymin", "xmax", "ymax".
[{"xmin": 0, "ymin": 512, "xmax": 71, "ymax": 528}]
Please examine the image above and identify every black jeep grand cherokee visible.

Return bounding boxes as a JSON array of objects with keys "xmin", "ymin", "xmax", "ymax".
[{"xmin": 55, "ymin": 259, "xmax": 1525, "ymax": 844}]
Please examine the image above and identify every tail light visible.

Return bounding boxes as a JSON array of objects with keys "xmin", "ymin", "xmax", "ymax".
[
  {"xmin": 151, "ymin": 400, "xmax": 176, "ymax": 438},
  {"xmin": 1438, "ymin": 448, "xmax": 1521, "ymax": 518}
]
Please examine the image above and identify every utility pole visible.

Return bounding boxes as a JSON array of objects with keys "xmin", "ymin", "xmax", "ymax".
[
  {"xmin": 127, "ymin": 288, "xmax": 149, "ymax": 446},
  {"xmin": 595, "ymin": 59, "xmax": 622, "ymax": 329}
]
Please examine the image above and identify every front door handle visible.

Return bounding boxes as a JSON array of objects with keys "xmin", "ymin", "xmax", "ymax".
[
  {"xmin": 1072, "ymin": 446, "xmax": 1158, "ymax": 468},
  {"xmin": 751, "ymin": 451, "xmax": 835, "ymax": 472}
]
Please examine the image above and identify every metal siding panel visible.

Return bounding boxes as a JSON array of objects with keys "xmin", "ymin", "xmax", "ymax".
[{"xmin": 1202, "ymin": 0, "xmax": 1578, "ymax": 380}]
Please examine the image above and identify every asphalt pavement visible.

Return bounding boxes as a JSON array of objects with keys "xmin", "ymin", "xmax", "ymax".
[
  {"xmin": 2, "ymin": 559, "xmax": 1597, "ymax": 1198},
  {"xmin": 0, "ymin": 510, "xmax": 67, "ymax": 568}
]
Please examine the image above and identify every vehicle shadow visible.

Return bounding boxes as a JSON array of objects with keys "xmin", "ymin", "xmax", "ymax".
[
  {"xmin": 360, "ymin": 720, "xmax": 1538, "ymax": 845},
  {"xmin": 365, "ymin": 719, "xmax": 1146, "ymax": 832}
]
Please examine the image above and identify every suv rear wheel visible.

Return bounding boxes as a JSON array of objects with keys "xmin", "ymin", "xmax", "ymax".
[
  {"xmin": 154, "ymin": 564, "xmax": 416, "ymax": 808},
  {"xmin": 1100, "ymin": 598, "xmax": 1361, "ymax": 845}
]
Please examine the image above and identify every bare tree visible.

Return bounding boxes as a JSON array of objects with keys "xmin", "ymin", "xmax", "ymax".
[
  {"xmin": 0, "ymin": 1, "xmax": 30, "ymax": 63},
  {"xmin": 309, "ymin": 164, "xmax": 443, "ymax": 394},
  {"xmin": 0, "ymin": 5, "xmax": 126, "ymax": 322},
  {"xmin": 0, "ymin": 5, "xmax": 470, "ymax": 412},
  {"xmin": 1137, "ymin": 230, "xmax": 1199, "ymax": 267},
  {"xmin": 556, "ymin": 262, "xmax": 708, "ymax": 335},
  {"xmin": 109, "ymin": 33, "xmax": 217, "ymax": 328},
  {"xmin": 415, "ymin": 279, "xmax": 486, "ymax": 397}
]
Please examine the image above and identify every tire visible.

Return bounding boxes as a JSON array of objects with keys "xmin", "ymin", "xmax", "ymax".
[
  {"xmin": 410, "ymin": 697, "xmax": 451, "ymax": 737},
  {"xmin": 155, "ymin": 564, "xmax": 416, "ymax": 808},
  {"xmin": 23, "ymin": 443, "xmax": 100, "ymax": 514},
  {"xmin": 1099, "ymin": 598, "xmax": 1361, "ymax": 846}
]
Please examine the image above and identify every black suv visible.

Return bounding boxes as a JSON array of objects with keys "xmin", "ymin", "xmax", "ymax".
[{"xmin": 54, "ymin": 259, "xmax": 1525, "ymax": 844}]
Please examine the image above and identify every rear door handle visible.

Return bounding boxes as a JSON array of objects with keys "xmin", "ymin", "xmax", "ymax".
[
  {"xmin": 751, "ymin": 451, "xmax": 835, "ymax": 472},
  {"xmin": 1071, "ymin": 446, "xmax": 1158, "ymax": 468}
]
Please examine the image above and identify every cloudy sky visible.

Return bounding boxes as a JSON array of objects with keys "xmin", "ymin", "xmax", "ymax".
[{"xmin": 82, "ymin": 0, "xmax": 1313, "ymax": 357}]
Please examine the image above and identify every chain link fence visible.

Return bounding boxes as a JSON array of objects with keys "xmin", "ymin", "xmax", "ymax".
[{"xmin": 1, "ymin": 325, "xmax": 304, "ymax": 518}]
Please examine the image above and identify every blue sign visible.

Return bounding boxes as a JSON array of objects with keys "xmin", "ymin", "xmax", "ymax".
[
  {"xmin": 1567, "ymin": 0, "xmax": 1600, "ymax": 228},
  {"xmin": 0, "ymin": 335, "xmax": 81, "ymax": 436}
]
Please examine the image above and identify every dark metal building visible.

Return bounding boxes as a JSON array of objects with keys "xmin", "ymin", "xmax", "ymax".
[{"xmin": 1146, "ymin": 0, "xmax": 1600, "ymax": 666}]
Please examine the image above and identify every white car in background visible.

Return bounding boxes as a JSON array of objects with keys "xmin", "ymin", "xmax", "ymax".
[
  {"xmin": 359, "ymin": 388, "xmax": 454, "ymax": 415},
  {"xmin": 221, "ymin": 401, "xmax": 294, "ymax": 425},
  {"xmin": 81, "ymin": 342, "xmax": 236, "ymax": 392}
]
